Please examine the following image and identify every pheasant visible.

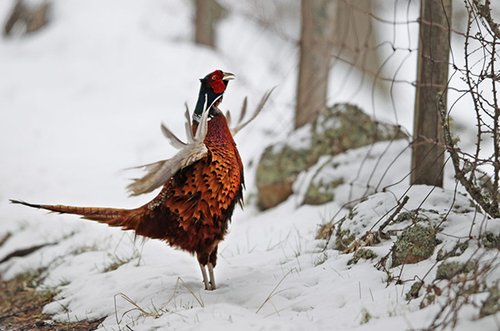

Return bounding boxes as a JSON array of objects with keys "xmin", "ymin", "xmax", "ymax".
[{"xmin": 11, "ymin": 70, "xmax": 273, "ymax": 290}]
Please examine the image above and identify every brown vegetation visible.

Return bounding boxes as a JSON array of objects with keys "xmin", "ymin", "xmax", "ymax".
[{"xmin": 0, "ymin": 269, "xmax": 104, "ymax": 330}]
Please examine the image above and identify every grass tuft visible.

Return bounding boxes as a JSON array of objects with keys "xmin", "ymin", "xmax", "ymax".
[{"xmin": 0, "ymin": 269, "xmax": 104, "ymax": 330}]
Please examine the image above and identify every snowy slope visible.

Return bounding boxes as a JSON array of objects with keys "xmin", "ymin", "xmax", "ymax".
[{"xmin": 0, "ymin": 1, "xmax": 498, "ymax": 331}]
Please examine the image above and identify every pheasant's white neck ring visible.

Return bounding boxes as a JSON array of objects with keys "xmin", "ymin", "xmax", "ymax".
[{"xmin": 193, "ymin": 95, "xmax": 223, "ymax": 123}]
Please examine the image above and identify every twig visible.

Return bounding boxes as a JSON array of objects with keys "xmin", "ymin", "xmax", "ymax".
[
  {"xmin": 256, "ymin": 268, "xmax": 295, "ymax": 314},
  {"xmin": 177, "ymin": 277, "xmax": 205, "ymax": 308},
  {"xmin": 377, "ymin": 195, "xmax": 410, "ymax": 234}
]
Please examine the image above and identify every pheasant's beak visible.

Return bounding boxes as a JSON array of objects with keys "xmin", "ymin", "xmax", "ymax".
[{"xmin": 222, "ymin": 72, "xmax": 235, "ymax": 81}]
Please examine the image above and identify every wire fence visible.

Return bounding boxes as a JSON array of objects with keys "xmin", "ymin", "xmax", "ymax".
[
  {"xmin": 241, "ymin": 0, "xmax": 498, "ymax": 216},
  {"xmin": 241, "ymin": 1, "xmax": 499, "ymax": 328},
  {"xmin": 1, "ymin": 0, "xmax": 497, "ymax": 328}
]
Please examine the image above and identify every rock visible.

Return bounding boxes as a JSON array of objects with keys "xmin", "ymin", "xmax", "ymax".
[
  {"xmin": 435, "ymin": 260, "xmax": 477, "ymax": 280},
  {"xmin": 256, "ymin": 103, "xmax": 406, "ymax": 210},
  {"xmin": 256, "ymin": 133, "xmax": 315, "ymax": 210},
  {"xmin": 255, "ymin": 180, "xmax": 293, "ymax": 211},
  {"xmin": 481, "ymin": 232, "xmax": 500, "ymax": 250},
  {"xmin": 302, "ymin": 180, "xmax": 341, "ymax": 205},
  {"xmin": 392, "ymin": 224, "xmax": 436, "ymax": 267}
]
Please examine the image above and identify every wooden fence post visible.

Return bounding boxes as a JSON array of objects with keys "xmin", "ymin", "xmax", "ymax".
[
  {"xmin": 295, "ymin": 0, "xmax": 335, "ymax": 129},
  {"xmin": 411, "ymin": 0, "xmax": 452, "ymax": 187}
]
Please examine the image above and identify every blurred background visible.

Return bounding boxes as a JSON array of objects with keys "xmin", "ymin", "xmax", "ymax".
[
  {"xmin": 1, "ymin": 0, "xmax": 499, "ymax": 217},
  {"xmin": 1, "ymin": 2, "xmax": 499, "ymax": 329}
]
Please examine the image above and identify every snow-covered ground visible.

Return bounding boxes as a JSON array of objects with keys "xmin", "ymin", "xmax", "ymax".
[{"xmin": 1, "ymin": 1, "xmax": 498, "ymax": 330}]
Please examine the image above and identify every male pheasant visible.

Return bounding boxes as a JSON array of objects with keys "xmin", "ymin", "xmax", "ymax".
[{"xmin": 11, "ymin": 70, "xmax": 272, "ymax": 290}]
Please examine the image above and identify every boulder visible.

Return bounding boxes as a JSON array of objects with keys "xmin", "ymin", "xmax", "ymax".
[
  {"xmin": 256, "ymin": 103, "xmax": 406, "ymax": 210},
  {"xmin": 392, "ymin": 224, "xmax": 436, "ymax": 267}
]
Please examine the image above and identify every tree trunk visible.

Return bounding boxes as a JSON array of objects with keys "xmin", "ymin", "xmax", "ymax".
[
  {"xmin": 411, "ymin": 0, "xmax": 452, "ymax": 187},
  {"xmin": 330, "ymin": 1, "xmax": 388, "ymax": 97},
  {"xmin": 295, "ymin": 0, "xmax": 335, "ymax": 129},
  {"xmin": 3, "ymin": 0, "xmax": 51, "ymax": 37},
  {"xmin": 194, "ymin": 0, "xmax": 225, "ymax": 48}
]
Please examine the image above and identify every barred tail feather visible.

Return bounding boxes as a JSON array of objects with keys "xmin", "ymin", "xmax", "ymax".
[{"xmin": 9, "ymin": 199, "xmax": 142, "ymax": 231}]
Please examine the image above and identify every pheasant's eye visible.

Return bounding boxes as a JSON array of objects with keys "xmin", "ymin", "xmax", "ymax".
[{"xmin": 211, "ymin": 75, "xmax": 217, "ymax": 81}]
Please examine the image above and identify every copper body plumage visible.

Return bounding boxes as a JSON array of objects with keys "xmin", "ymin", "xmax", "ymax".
[{"xmin": 10, "ymin": 70, "xmax": 273, "ymax": 291}]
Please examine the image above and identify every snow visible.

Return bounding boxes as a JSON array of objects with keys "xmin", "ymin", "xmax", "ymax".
[{"xmin": 0, "ymin": 1, "xmax": 499, "ymax": 331}]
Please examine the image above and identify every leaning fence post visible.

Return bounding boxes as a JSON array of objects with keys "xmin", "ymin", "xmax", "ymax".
[
  {"xmin": 295, "ymin": 0, "xmax": 335, "ymax": 129},
  {"xmin": 411, "ymin": 0, "xmax": 452, "ymax": 187}
]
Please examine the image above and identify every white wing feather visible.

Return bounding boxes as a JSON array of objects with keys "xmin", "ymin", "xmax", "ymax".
[
  {"xmin": 126, "ymin": 96, "xmax": 221, "ymax": 196},
  {"xmin": 228, "ymin": 88, "xmax": 275, "ymax": 135}
]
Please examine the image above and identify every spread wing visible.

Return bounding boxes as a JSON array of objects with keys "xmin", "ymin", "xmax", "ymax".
[{"xmin": 126, "ymin": 100, "xmax": 213, "ymax": 196}]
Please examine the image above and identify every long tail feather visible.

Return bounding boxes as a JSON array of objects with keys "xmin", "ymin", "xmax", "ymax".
[
  {"xmin": 10, "ymin": 199, "xmax": 137, "ymax": 229},
  {"xmin": 10, "ymin": 199, "xmax": 172, "ymax": 241}
]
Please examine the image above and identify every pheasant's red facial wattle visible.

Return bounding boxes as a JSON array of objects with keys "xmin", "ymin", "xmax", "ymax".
[
  {"xmin": 208, "ymin": 70, "xmax": 226, "ymax": 94},
  {"xmin": 209, "ymin": 80, "xmax": 225, "ymax": 94}
]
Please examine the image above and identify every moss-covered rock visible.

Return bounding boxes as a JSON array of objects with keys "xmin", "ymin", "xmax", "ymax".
[
  {"xmin": 256, "ymin": 103, "xmax": 406, "ymax": 210},
  {"xmin": 435, "ymin": 260, "xmax": 477, "ymax": 280},
  {"xmin": 303, "ymin": 179, "xmax": 343, "ymax": 205},
  {"xmin": 347, "ymin": 248, "xmax": 378, "ymax": 265},
  {"xmin": 481, "ymin": 232, "xmax": 500, "ymax": 250},
  {"xmin": 392, "ymin": 225, "xmax": 436, "ymax": 267}
]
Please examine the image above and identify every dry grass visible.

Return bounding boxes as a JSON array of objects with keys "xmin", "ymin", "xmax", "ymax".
[{"xmin": 0, "ymin": 269, "xmax": 104, "ymax": 331}]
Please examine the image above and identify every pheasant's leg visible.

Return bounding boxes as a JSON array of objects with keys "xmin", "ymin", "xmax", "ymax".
[
  {"xmin": 199, "ymin": 263, "xmax": 210, "ymax": 290},
  {"xmin": 207, "ymin": 246, "xmax": 218, "ymax": 290},
  {"xmin": 207, "ymin": 262, "xmax": 216, "ymax": 290}
]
